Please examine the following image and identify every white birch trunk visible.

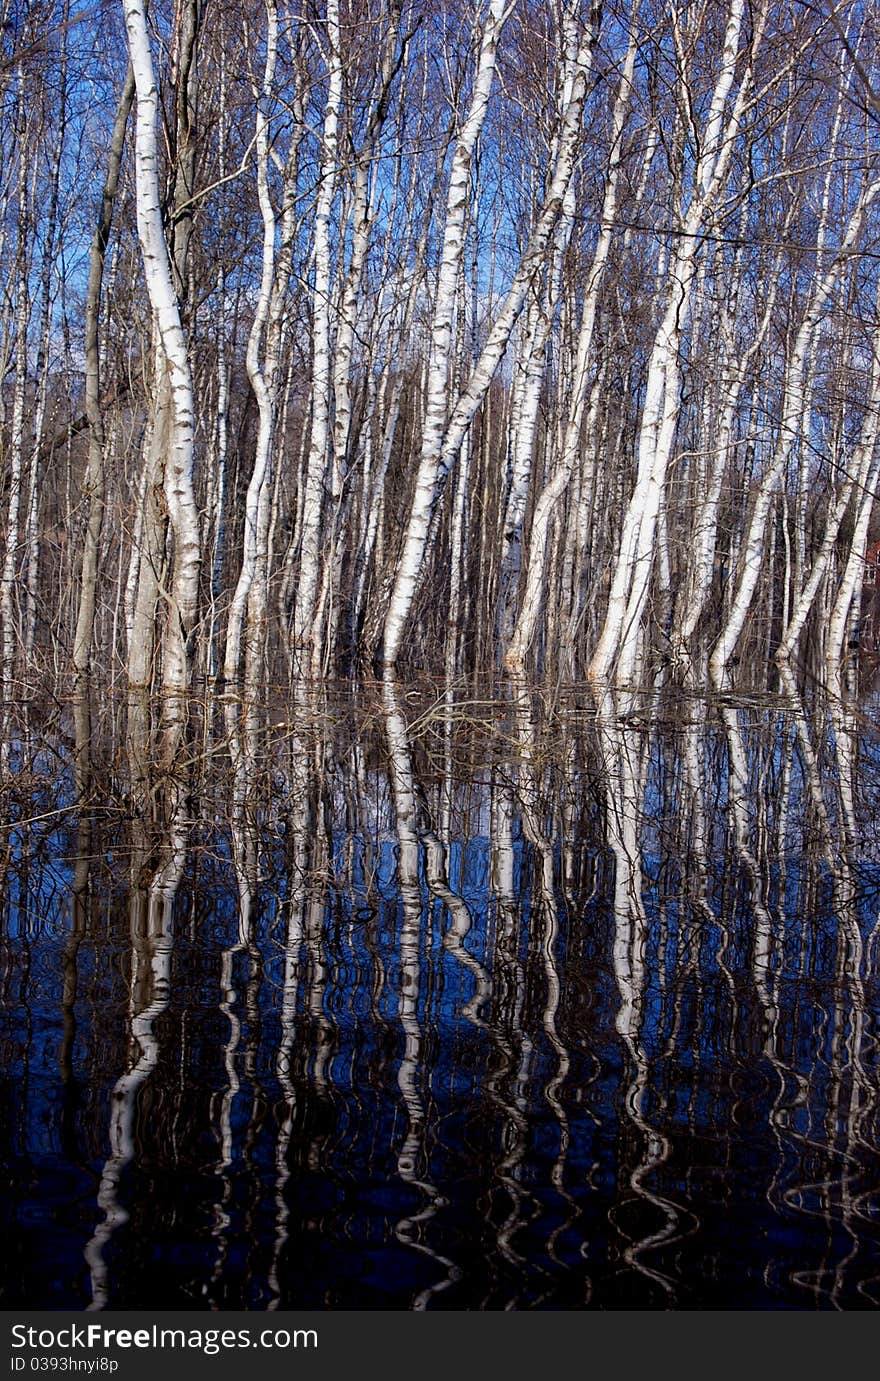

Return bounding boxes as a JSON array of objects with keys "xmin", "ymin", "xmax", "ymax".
[
  {"xmin": 497, "ymin": 205, "xmax": 571, "ymax": 648},
  {"xmin": 0, "ymin": 73, "xmax": 31, "ymax": 765},
  {"xmin": 671, "ymin": 235, "xmax": 784, "ymax": 677},
  {"xmin": 24, "ymin": 11, "xmax": 68, "ymax": 667},
  {"xmin": 290, "ymin": 0, "xmax": 343, "ymax": 666},
  {"xmin": 223, "ymin": 2, "xmax": 279, "ymax": 712},
  {"xmin": 123, "ymin": 0, "xmax": 200, "ymax": 764}
]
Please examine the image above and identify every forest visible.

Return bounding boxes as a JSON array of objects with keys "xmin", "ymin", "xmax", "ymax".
[
  {"xmin": 1, "ymin": 0, "xmax": 879, "ymax": 779},
  {"xmin": 5, "ymin": 0, "xmax": 880, "ymax": 1311}
]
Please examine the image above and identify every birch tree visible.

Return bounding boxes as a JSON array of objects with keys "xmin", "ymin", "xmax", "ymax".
[
  {"xmin": 123, "ymin": 0, "xmax": 200, "ymax": 767},
  {"xmin": 288, "ymin": 0, "xmax": 344, "ymax": 669}
]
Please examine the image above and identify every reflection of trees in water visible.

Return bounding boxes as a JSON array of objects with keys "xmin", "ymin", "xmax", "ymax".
[
  {"xmin": 3, "ymin": 683, "xmax": 880, "ymax": 1307},
  {"xmin": 383, "ymin": 677, "xmax": 461, "ymax": 1307},
  {"xmin": 84, "ymin": 815, "xmax": 183, "ymax": 1310}
]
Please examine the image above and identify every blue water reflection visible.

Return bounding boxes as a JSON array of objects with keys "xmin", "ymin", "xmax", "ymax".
[{"xmin": 2, "ymin": 685, "xmax": 880, "ymax": 1308}]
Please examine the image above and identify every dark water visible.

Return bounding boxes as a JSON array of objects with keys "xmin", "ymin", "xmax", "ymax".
[{"xmin": 3, "ymin": 682, "xmax": 880, "ymax": 1309}]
